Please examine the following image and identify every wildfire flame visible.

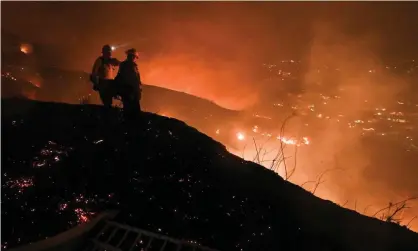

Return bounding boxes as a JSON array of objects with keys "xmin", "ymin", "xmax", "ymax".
[
  {"xmin": 278, "ymin": 136, "xmax": 297, "ymax": 145},
  {"xmin": 20, "ymin": 44, "xmax": 33, "ymax": 54},
  {"xmin": 236, "ymin": 132, "xmax": 245, "ymax": 141}
]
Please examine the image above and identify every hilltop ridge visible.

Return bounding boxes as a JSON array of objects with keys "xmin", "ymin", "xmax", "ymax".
[{"xmin": 2, "ymin": 98, "xmax": 418, "ymax": 251}]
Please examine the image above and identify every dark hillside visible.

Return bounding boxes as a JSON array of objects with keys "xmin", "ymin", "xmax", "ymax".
[{"xmin": 2, "ymin": 98, "xmax": 418, "ymax": 251}]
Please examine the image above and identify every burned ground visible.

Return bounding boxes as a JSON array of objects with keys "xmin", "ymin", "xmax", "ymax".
[{"xmin": 2, "ymin": 98, "xmax": 418, "ymax": 251}]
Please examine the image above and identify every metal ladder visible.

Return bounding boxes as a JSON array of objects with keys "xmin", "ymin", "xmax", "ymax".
[{"xmin": 83, "ymin": 220, "xmax": 220, "ymax": 251}]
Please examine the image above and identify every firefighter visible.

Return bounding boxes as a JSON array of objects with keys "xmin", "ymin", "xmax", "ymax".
[
  {"xmin": 114, "ymin": 48, "xmax": 142, "ymax": 120},
  {"xmin": 90, "ymin": 44, "xmax": 121, "ymax": 109}
]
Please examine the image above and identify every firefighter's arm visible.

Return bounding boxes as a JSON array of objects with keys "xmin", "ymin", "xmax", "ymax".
[
  {"xmin": 135, "ymin": 65, "xmax": 142, "ymax": 85},
  {"xmin": 109, "ymin": 58, "xmax": 122, "ymax": 66},
  {"xmin": 91, "ymin": 58, "xmax": 101, "ymax": 76},
  {"xmin": 90, "ymin": 58, "xmax": 101, "ymax": 84},
  {"xmin": 114, "ymin": 62, "xmax": 125, "ymax": 82}
]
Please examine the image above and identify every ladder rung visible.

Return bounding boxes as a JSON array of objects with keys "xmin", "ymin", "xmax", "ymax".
[
  {"xmin": 104, "ymin": 225, "xmax": 119, "ymax": 243},
  {"xmin": 128, "ymin": 232, "xmax": 143, "ymax": 251},
  {"xmin": 94, "ymin": 223, "xmax": 110, "ymax": 240},
  {"xmin": 91, "ymin": 239, "xmax": 122, "ymax": 251},
  {"xmin": 145, "ymin": 236, "xmax": 154, "ymax": 251},
  {"xmin": 159, "ymin": 240, "xmax": 168, "ymax": 251},
  {"xmin": 116, "ymin": 229, "xmax": 130, "ymax": 248}
]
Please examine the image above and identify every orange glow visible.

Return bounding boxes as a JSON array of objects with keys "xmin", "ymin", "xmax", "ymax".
[
  {"xmin": 252, "ymin": 125, "xmax": 258, "ymax": 133},
  {"xmin": 1, "ymin": 4, "xmax": 417, "ymax": 232},
  {"xmin": 278, "ymin": 136, "xmax": 297, "ymax": 145},
  {"xmin": 27, "ymin": 76, "xmax": 43, "ymax": 88},
  {"xmin": 140, "ymin": 55, "xmax": 258, "ymax": 110},
  {"xmin": 236, "ymin": 132, "xmax": 245, "ymax": 141},
  {"xmin": 160, "ymin": 112, "xmax": 170, "ymax": 117},
  {"xmin": 20, "ymin": 43, "xmax": 33, "ymax": 54},
  {"xmin": 22, "ymin": 89, "xmax": 37, "ymax": 100}
]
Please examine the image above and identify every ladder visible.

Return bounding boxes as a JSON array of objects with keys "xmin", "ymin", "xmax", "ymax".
[{"xmin": 83, "ymin": 220, "xmax": 220, "ymax": 251}]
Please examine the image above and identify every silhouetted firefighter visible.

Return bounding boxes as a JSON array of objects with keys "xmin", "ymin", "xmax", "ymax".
[
  {"xmin": 90, "ymin": 44, "xmax": 121, "ymax": 109},
  {"xmin": 114, "ymin": 48, "xmax": 142, "ymax": 120},
  {"xmin": 90, "ymin": 45, "xmax": 142, "ymax": 120}
]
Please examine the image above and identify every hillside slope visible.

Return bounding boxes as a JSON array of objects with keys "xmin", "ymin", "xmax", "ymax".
[
  {"xmin": 1, "ymin": 63, "xmax": 240, "ymax": 123},
  {"xmin": 2, "ymin": 98, "xmax": 418, "ymax": 251}
]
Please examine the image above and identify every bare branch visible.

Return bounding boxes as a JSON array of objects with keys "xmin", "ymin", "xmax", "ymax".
[
  {"xmin": 386, "ymin": 203, "xmax": 408, "ymax": 223},
  {"xmin": 241, "ymin": 143, "xmax": 247, "ymax": 159},
  {"xmin": 252, "ymin": 137, "xmax": 261, "ymax": 164},
  {"xmin": 260, "ymin": 149, "xmax": 269, "ymax": 163},
  {"xmin": 310, "ymin": 167, "xmax": 345, "ymax": 195},
  {"xmin": 286, "ymin": 144, "xmax": 298, "ymax": 181},
  {"xmin": 363, "ymin": 204, "xmax": 373, "ymax": 214},
  {"xmin": 277, "ymin": 114, "xmax": 295, "ymax": 180},
  {"xmin": 312, "ymin": 179, "xmax": 326, "ymax": 195},
  {"xmin": 372, "ymin": 197, "xmax": 418, "ymax": 217},
  {"xmin": 406, "ymin": 216, "xmax": 417, "ymax": 228},
  {"xmin": 300, "ymin": 180, "xmax": 316, "ymax": 188}
]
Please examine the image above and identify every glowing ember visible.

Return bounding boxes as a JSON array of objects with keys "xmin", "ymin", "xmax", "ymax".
[
  {"xmin": 74, "ymin": 208, "xmax": 94, "ymax": 224},
  {"xmin": 5, "ymin": 177, "xmax": 34, "ymax": 193},
  {"xmin": 32, "ymin": 141, "xmax": 73, "ymax": 168},
  {"xmin": 252, "ymin": 125, "xmax": 259, "ymax": 133},
  {"xmin": 93, "ymin": 139, "xmax": 104, "ymax": 144},
  {"xmin": 236, "ymin": 132, "xmax": 245, "ymax": 141},
  {"xmin": 254, "ymin": 114, "xmax": 272, "ymax": 120},
  {"xmin": 2, "ymin": 72, "xmax": 17, "ymax": 81},
  {"xmin": 59, "ymin": 203, "xmax": 68, "ymax": 211}
]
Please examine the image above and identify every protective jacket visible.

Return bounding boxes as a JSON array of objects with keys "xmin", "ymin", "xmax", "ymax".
[
  {"xmin": 115, "ymin": 60, "xmax": 141, "ymax": 90},
  {"xmin": 90, "ymin": 57, "xmax": 120, "ymax": 83}
]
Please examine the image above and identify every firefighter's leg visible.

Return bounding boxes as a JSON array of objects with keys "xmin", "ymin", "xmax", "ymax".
[
  {"xmin": 118, "ymin": 85, "xmax": 132, "ymax": 120},
  {"xmin": 126, "ymin": 97, "xmax": 137, "ymax": 121},
  {"xmin": 99, "ymin": 90, "xmax": 113, "ymax": 108},
  {"xmin": 128, "ymin": 88, "xmax": 141, "ymax": 118},
  {"xmin": 98, "ymin": 80, "xmax": 113, "ymax": 109}
]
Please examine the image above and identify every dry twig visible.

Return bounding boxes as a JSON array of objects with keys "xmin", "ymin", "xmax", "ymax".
[
  {"xmin": 372, "ymin": 197, "xmax": 418, "ymax": 218},
  {"xmin": 406, "ymin": 216, "xmax": 417, "ymax": 228}
]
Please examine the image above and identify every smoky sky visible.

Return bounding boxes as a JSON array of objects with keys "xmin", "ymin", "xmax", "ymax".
[
  {"xmin": 2, "ymin": 2, "xmax": 418, "ymax": 69},
  {"xmin": 3, "ymin": 1, "xmax": 418, "ymax": 109}
]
